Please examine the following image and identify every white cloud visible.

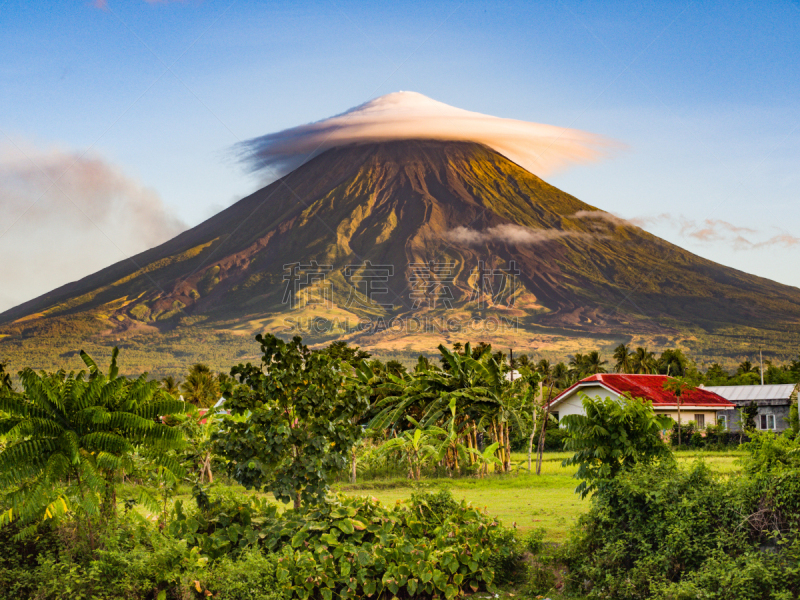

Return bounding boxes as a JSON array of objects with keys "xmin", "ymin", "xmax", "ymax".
[
  {"xmin": 236, "ymin": 91, "xmax": 620, "ymax": 179},
  {"xmin": 444, "ymin": 224, "xmax": 592, "ymax": 246},
  {"xmin": 0, "ymin": 141, "xmax": 186, "ymax": 312},
  {"xmin": 572, "ymin": 210, "xmax": 800, "ymax": 251}
]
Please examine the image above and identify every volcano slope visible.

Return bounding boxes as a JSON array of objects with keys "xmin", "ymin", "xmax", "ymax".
[{"xmin": 2, "ymin": 140, "xmax": 800, "ymax": 376}]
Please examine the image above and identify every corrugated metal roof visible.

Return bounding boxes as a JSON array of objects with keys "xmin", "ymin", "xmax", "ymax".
[{"xmin": 703, "ymin": 384, "xmax": 797, "ymax": 402}]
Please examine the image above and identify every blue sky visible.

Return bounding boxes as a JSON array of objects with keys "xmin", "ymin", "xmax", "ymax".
[{"xmin": 1, "ymin": 0, "xmax": 799, "ymax": 310}]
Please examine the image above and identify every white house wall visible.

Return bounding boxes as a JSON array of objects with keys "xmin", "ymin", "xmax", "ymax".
[
  {"xmin": 555, "ymin": 385, "xmax": 620, "ymax": 421},
  {"xmin": 554, "ymin": 386, "xmax": 720, "ymax": 428}
]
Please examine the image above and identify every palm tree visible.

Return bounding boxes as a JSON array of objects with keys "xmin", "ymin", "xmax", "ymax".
[
  {"xmin": 584, "ymin": 351, "xmax": 608, "ymax": 375},
  {"xmin": 180, "ymin": 364, "xmax": 220, "ymax": 408},
  {"xmin": 631, "ymin": 347, "xmax": 658, "ymax": 374},
  {"xmin": 568, "ymin": 353, "xmax": 586, "ymax": 381},
  {"xmin": 613, "ymin": 343, "xmax": 633, "ymax": 373},
  {"xmin": 663, "ymin": 377, "xmax": 694, "ymax": 447},
  {"xmin": 738, "ymin": 359, "xmax": 756, "ymax": 375},
  {"xmin": 659, "ymin": 349, "xmax": 688, "ymax": 377},
  {"xmin": 161, "ymin": 375, "xmax": 181, "ymax": 397}
]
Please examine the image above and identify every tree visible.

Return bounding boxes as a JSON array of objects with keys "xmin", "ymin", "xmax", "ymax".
[
  {"xmin": 613, "ymin": 343, "xmax": 633, "ymax": 374},
  {"xmin": 535, "ymin": 361, "xmax": 569, "ymax": 475},
  {"xmin": 738, "ymin": 359, "xmax": 757, "ymax": 375},
  {"xmin": 0, "ymin": 349, "xmax": 185, "ymax": 542},
  {"xmin": 214, "ymin": 335, "xmax": 368, "ymax": 510},
  {"xmin": 663, "ymin": 376, "xmax": 695, "ymax": 448},
  {"xmin": 789, "ymin": 401, "xmax": 799, "ymax": 436},
  {"xmin": 631, "ymin": 347, "xmax": 658, "ymax": 374},
  {"xmin": 739, "ymin": 401, "xmax": 759, "ymax": 443},
  {"xmin": 321, "ymin": 340, "xmax": 371, "ymax": 367},
  {"xmin": 568, "ymin": 353, "xmax": 586, "ymax": 381},
  {"xmin": 561, "ymin": 393, "xmax": 674, "ymax": 497},
  {"xmin": 705, "ymin": 363, "xmax": 729, "ymax": 385},
  {"xmin": 180, "ymin": 364, "xmax": 220, "ymax": 408},
  {"xmin": 0, "ymin": 361, "xmax": 12, "ymax": 393},
  {"xmin": 377, "ymin": 424, "xmax": 439, "ymax": 481},
  {"xmin": 584, "ymin": 351, "xmax": 608, "ymax": 375},
  {"xmin": 524, "ymin": 373, "xmax": 543, "ymax": 472},
  {"xmin": 789, "ymin": 398, "xmax": 800, "ymax": 435},
  {"xmin": 658, "ymin": 349, "xmax": 688, "ymax": 377},
  {"xmin": 371, "ymin": 343, "xmax": 512, "ymax": 475},
  {"xmin": 161, "ymin": 375, "xmax": 181, "ymax": 397}
]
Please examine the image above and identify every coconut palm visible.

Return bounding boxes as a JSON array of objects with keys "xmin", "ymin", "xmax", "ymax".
[
  {"xmin": 534, "ymin": 361, "xmax": 570, "ymax": 475},
  {"xmin": 584, "ymin": 351, "xmax": 608, "ymax": 375},
  {"xmin": 631, "ymin": 347, "xmax": 658, "ymax": 374},
  {"xmin": 613, "ymin": 343, "xmax": 633, "ymax": 373},
  {"xmin": 658, "ymin": 349, "xmax": 688, "ymax": 377},
  {"xmin": 180, "ymin": 363, "xmax": 220, "ymax": 408},
  {"xmin": 738, "ymin": 359, "xmax": 756, "ymax": 375},
  {"xmin": 161, "ymin": 375, "xmax": 181, "ymax": 397},
  {"xmin": 568, "ymin": 353, "xmax": 587, "ymax": 381}
]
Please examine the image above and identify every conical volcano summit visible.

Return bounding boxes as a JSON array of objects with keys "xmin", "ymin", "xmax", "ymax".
[{"xmin": 3, "ymin": 95, "xmax": 800, "ymax": 376}]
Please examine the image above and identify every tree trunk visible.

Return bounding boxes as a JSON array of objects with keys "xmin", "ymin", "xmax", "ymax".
[
  {"xmin": 528, "ymin": 383, "xmax": 541, "ymax": 472},
  {"xmin": 536, "ymin": 383, "xmax": 556, "ymax": 475},
  {"xmin": 504, "ymin": 422, "xmax": 511, "ymax": 473},
  {"xmin": 294, "ymin": 490, "xmax": 301, "ymax": 511},
  {"xmin": 677, "ymin": 398, "xmax": 682, "ymax": 448},
  {"xmin": 491, "ymin": 421, "xmax": 501, "ymax": 473},
  {"xmin": 350, "ymin": 446, "xmax": 357, "ymax": 484}
]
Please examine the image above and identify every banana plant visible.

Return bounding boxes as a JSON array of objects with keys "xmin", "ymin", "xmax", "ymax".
[{"xmin": 376, "ymin": 420, "xmax": 439, "ymax": 481}]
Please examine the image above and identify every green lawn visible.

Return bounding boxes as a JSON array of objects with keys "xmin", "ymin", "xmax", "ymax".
[
  {"xmin": 333, "ymin": 450, "xmax": 747, "ymax": 542},
  {"xmin": 124, "ymin": 449, "xmax": 747, "ymax": 544}
]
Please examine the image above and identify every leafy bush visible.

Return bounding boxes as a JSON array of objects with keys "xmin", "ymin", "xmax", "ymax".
[
  {"xmin": 553, "ymin": 433, "xmax": 800, "ymax": 600},
  {"xmin": 559, "ymin": 461, "xmax": 750, "ymax": 599},
  {"xmin": 205, "ymin": 547, "xmax": 285, "ymax": 600},
  {"xmin": 169, "ymin": 488, "xmax": 279, "ymax": 559},
  {"xmin": 561, "ymin": 393, "xmax": 673, "ymax": 497},
  {"xmin": 652, "ymin": 542, "xmax": 800, "ymax": 600},
  {"xmin": 263, "ymin": 491, "xmax": 523, "ymax": 599}
]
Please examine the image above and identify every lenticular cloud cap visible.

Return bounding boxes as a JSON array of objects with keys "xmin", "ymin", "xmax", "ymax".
[{"xmin": 236, "ymin": 91, "xmax": 618, "ymax": 178}]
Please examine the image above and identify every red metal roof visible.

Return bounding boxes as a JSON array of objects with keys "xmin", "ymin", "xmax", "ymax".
[{"xmin": 551, "ymin": 374, "xmax": 735, "ymax": 409}]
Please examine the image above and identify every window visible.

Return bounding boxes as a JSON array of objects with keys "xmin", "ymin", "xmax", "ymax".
[
  {"xmin": 552, "ymin": 411, "xmax": 559, "ymax": 422},
  {"xmin": 718, "ymin": 415, "xmax": 727, "ymax": 430},
  {"xmin": 759, "ymin": 414, "xmax": 776, "ymax": 430},
  {"xmin": 694, "ymin": 414, "xmax": 705, "ymax": 429}
]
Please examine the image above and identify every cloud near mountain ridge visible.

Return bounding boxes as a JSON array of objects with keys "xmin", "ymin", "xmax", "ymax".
[
  {"xmin": 571, "ymin": 210, "xmax": 800, "ymax": 250},
  {"xmin": 444, "ymin": 224, "xmax": 595, "ymax": 246}
]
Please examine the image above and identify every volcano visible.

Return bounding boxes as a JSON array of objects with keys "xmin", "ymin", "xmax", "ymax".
[{"xmin": 3, "ymin": 139, "xmax": 800, "ymax": 375}]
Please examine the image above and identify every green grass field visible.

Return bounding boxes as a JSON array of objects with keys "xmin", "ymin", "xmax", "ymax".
[
  {"xmin": 333, "ymin": 450, "xmax": 747, "ymax": 542},
  {"xmin": 124, "ymin": 449, "xmax": 746, "ymax": 545}
]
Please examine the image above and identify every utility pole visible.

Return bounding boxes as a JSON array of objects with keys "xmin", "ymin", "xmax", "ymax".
[{"xmin": 760, "ymin": 347, "xmax": 764, "ymax": 386}]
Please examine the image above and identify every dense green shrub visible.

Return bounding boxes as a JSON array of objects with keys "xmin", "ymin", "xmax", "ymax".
[
  {"xmin": 263, "ymin": 491, "xmax": 523, "ymax": 599},
  {"xmin": 205, "ymin": 547, "xmax": 284, "ymax": 600},
  {"xmin": 544, "ymin": 432, "xmax": 800, "ymax": 600},
  {"xmin": 558, "ymin": 461, "xmax": 751, "ymax": 599},
  {"xmin": 651, "ymin": 542, "xmax": 800, "ymax": 600},
  {"xmin": 169, "ymin": 487, "xmax": 279, "ymax": 559}
]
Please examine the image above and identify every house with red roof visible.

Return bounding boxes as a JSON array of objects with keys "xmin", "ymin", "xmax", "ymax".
[{"xmin": 549, "ymin": 374, "xmax": 735, "ymax": 429}]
